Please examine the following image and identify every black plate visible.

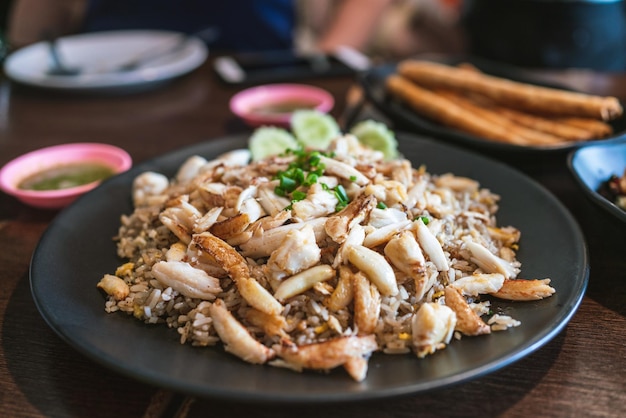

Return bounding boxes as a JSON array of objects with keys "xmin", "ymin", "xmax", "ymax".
[
  {"xmin": 30, "ymin": 133, "xmax": 588, "ymax": 403},
  {"xmin": 568, "ymin": 137, "xmax": 626, "ymax": 223},
  {"xmin": 360, "ymin": 56, "xmax": 626, "ymax": 154}
]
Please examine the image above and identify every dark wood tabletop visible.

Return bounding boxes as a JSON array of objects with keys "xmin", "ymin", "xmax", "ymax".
[{"xmin": 0, "ymin": 57, "xmax": 624, "ymax": 418}]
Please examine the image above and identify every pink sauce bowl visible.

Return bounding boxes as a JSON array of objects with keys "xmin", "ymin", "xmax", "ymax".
[
  {"xmin": 230, "ymin": 83, "xmax": 334, "ymax": 127},
  {"xmin": 0, "ymin": 143, "xmax": 132, "ymax": 209}
]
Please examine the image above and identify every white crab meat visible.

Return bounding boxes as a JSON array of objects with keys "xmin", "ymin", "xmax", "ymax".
[
  {"xmin": 444, "ymin": 286, "xmax": 490, "ymax": 336},
  {"xmin": 412, "ymin": 302, "xmax": 457, "ymax": 358},
  {"xmin": 352, "ymin": 272, "xmax": 381, "ymax": 335},
  {"xmin": 414, "ymin": 218, "xmax": 449, "ymax": 271},
  {"xmin": 465, "ymin": 241, "xmax": 519, "ymax": 279},
  {"xmin": 267, "ymin": 224, "xmax": 321, "ymax": 284},
  {"xmin": 318, "ymin": 155, "xmax": 370, "ymax": 186},
  {"xmin": 192, "ymin": 232, "xmax": 283, "ymax": 316},
  {"xmin": 273, "ymin": 335, "xmax": 378, "ymax": 381},
  {"xmin": 325, "ymin": 194, "xmax": 376, "ymax": 244},
  {"xmin": 490, "ymin": 278, "xmax": 555, "ymax": 301},
  {"xmin": 151, "ymin": 260, "xmax": 221, "ymax": 300},
  {"xmin": 159, "ymin": 197, "xmax": 202, "ymax": 244},
  {"xmin": 209, "ymin": 299, "xmax": 275, "ymax": 364},
  {"xmin": 176, "ymin": 156, "xmax": 208, "ymax": 184},
  {"xmin": 292, "ymin": 183, "xmax": 338, "ymax": 221},
  {"xmin": 449, "ymin": 273, "xmax": 505, "ymax": 297},
  {"xmin": 273, "ymin": 264, "xmax": 336, "ymax": 301},
  {"xmin": 257, "ymin": 182, "xmax": 291, "ymax": 216},
  {"xmin": 346, "ymin": 244, "xmax": 398, "ymax": 296},
  {"xmin": 239, "ymin": 217, "xmax": 327, "ymax": 258},
  {"xmin": 132, "ymin": 171, "xmax": 169, "ymax": 207}
]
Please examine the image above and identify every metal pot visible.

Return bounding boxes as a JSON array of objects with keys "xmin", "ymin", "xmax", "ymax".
[{"xmin": 461, "ymin": 0, "xmax": 626, "ymax": 70}]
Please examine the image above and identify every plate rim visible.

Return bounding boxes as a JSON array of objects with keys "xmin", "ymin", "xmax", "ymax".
[
  {"xmin": 29, "ymin": 133, "xmax": 589, "ymax": 403},
  {"xmin": 3, "ymin": 29, "xmax": 208, "ymax": 91}
]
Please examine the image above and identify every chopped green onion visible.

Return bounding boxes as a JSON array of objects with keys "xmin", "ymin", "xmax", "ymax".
[
  {"xmin": 377, "ymin": 201, "xmax": 387, "ymax": 209},
  {"xmin": 335, "ymin": 184, "xmax": 348, "ymax": 203},
  {"xmin": 291, "ymin": 190, "xmax": 307, "ymax": 201},
  {"xmin": 349, "ymin": 175, "xmax": 357, "ymax": 182},
  {"xmin": 416, "ymin": 216, "xmax": 430, "ymax": 225}
]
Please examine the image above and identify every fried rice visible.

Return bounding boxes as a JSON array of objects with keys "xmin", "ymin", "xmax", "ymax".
[{"xmin": 97, "ymin": 133, "xmax": 555, "ymax": 381}]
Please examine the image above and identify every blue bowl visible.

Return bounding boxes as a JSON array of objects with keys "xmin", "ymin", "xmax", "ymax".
[{"xmin": 568, "ymin": 139, "xmax": 626, "ymax": 223}]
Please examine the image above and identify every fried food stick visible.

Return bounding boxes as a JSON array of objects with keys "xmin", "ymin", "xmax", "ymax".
[
  {"xmin": 398, "ymin": 60, "xmax": 623, "ymax": 121},
  {"xmin": 556, "ymin": 117, "xmax": 614, "ymax": 138},
  {"xmin": 495, "ymin": 108, "xmax": 599, "ymax": 141},
  {"xmin": 386, "ymin": 74, "xmax": 531, "ymax": 145},
  {"xmin": 435, "ymin": 90, "xmax": 567, "ymax": 146}
]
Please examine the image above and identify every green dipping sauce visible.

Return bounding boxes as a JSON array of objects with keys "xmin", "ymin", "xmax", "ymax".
[{"xmin": 18, "ymin": 162, "xmax": 115, "ymax": 191}]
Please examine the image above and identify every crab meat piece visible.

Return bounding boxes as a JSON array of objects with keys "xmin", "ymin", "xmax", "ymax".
[
  {"xmin": 318, "ymin": 155, "xmax": 370, "ymax": 186},
  {"xmin": 209, "ymin": 299, "xmax": 275, "ymax": 364},
  {"xmin": 390, "ymin": 159, "xmax": 413, "ymax": 189},
  {"xmin": 176, "ymin": 155, "xmax": 208, "ymax": 184},
  {"xmin": 97, "ymin": 274, "xmax": 130, "ymax": 301},
  {"xmin": 346, "ymin": 244, "xmax": 398, "ymax": 296},
  {"xmin": 444, "ymin": 287, "xmax": 490, "ymax": 336},
  {"xmin": 434, "ymin": 173, "xmax": 480, "ymax": 193},
  {"xmin": 414, "ymin": 218, "xmax": 449, "ymax": 271},
  {"xmin": 267, "ymin": 224, "xmax": 321, "ymax": 284},
  {"xmin": 239, "ymin": 217, "xmax": 328, "ymax": 258},
  {"xmin": 215, "ymin": 149, "xmax": 251, "ymax": 167},
  {"xmin": 487, "ymin": 226, "xmax": 521, "ymax": 247},
  {"xmin": 332, "ymin": 223, "xmax": 366, "ymax": 268},
  {"xmin": 132, "ymin": 171, "xmax": 169, "ymax": 207},
  {"xmin": 405, "ymin": 177, "xmax": 428, "ymax": 210},
  {"xmin": 193, "ymin": 206, "xmax": 224, "ymax": 233},
  {"xmin": 325, "ymin": 265, "xmax": 355, "ymax": 311},
  {"xmin": 384, "ymin": 231, "xmax": 435, "ymax": 300},
  {"xmin": 165, "ymin": 242, "xmax": 187, "ymax": 262},
  {"xmin": 325, "ymin": 194, "xmax": 376, "ymax": 244},
  {"xmin": 412, "ymin": 302, "xmax": 457, "ymax": 358},
  {"xmin": 273, "ymin": 335, "xmax": 378, "ymax": 381},
  {"xmin": 244, "ymin": 308, "xmax": 289, "ymax": 339},
  {"xmin": 490, "ymin": 278, "xmax": 555, "ymax": 301},
  {"xmin": 465, "ymin": 241, "xmax": 519, "ymax": 279},
  {"xmin": 257, "ymin": 182, "xmax": 291, "ymax": 216},
  {"xmin": 368, "ymin": 207, "xmax": 409, "ymax": 228},
  {"xmin": 292, "ymin": 183, "xmax": 339, "ymax": 221},
  {"xmin": 352, "ymin": 272, "xmax": 381, "ymax": 335},
  {"xmin": 151, "ymin": 260, "xmax": 221, "ymax": 300},
  {"xmin": 234, "ymin": 185, "xmax": 258, "ymax": 212},
  {"xmin": 327, "ymin": 133, "xmax": 362, "ymax": 158},
  {"xmin": 449, "ymin": 273, "xmax": 505, "ymax": 297},
  {"xmin": 192, "ymin": 232, "xmax": 283, "ymax": 316},
  {"xmin": 274, "ymin": 265, "xmax": 335, "ymax": 301},
  {"xmin": 363, "ymin": 219, "xmax": 412, "ymax": 248},
  {"xmin": 371, "ymin": 179, "xmax": 408, "ymax": 207},
  {"xmin": 159, "ymin": 197, "xmax": 202, "ymax": 244}
]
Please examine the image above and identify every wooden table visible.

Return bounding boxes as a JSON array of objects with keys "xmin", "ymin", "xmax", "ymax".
[{"xmin": 1, "ymin": 58, "xmax": 624, "ymax": 418}]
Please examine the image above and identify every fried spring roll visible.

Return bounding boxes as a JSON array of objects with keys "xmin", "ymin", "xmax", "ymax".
[
  {"xmin": 556, "ymin": 117, "xmax": 614, "ymax": 138},
  {"xmin": 385, "ymin": 75, "xmax": 529, "ymax": 145},
  {"xmin": 496, "ymin": 108, "xmax": 596, "ymax": 141},
  {"xmin": 436, "ymin": 90, "xmax": 567, "ymax": 146},
  {"xmin": 398, "ymin": 60, "xmax": 623, "ymax": 121}
]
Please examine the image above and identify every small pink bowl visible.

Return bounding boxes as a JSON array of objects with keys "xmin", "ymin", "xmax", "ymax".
[
  {"xmin": 0, "ymin": 143, "xmax": 132, "ymax": 209},
  {"xmin": 230, "ymin": 83, "xmax": 334, "ymax": 127}
]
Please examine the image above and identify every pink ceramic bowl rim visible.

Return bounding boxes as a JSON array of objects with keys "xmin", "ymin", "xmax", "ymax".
[
  {"xmin": 229, "ymin": 83, "xmax": 334, "ymax": 125},
  {"xmin": 0, "ymin": 142, "xmax": 132, "ymax": 200}
]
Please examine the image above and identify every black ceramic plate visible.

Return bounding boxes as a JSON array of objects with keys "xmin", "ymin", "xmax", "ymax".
[
  {"xmin": 568, "ymin": 137, "xmax": 626, "ymax": 223},
  {"xmin": 360, "ymin": 56, "xmax": 626, "ymax": 154},
  {"xmin": 30, "ymin": 133, "xmax": 588, "ymax": 403}
]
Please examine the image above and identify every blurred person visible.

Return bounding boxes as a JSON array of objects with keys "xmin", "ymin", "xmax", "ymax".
[{"xmin": 6, "ymin": 0, "xmax": 394, "ymax": 54}]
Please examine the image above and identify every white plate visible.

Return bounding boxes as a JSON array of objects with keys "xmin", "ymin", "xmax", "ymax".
[{"xmin": 3, "ymin": 30, "xmax": 208, "ymax": 91}]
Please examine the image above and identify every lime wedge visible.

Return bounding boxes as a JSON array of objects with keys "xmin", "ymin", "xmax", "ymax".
[
  {"xmin": 350, "ymin": 119, "xmax": 398, "ymax": 159},
  {"xmin": 291, "ymin": 110, "xmax": 341, "ymax": 150},
  {"xmin": 248, "ymin": 127, "xmax": 299, "ymax": 161}
]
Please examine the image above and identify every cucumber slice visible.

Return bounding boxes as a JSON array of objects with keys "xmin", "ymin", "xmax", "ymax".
[
  {"xmin": 248, "ymin": 127, "xmax": 299, "ymax": 161},
  {"xmin": 350, "ymin": 119, "xmax": 398, "ymax": 159},
  {"xmin": 291, "ymin": 110, "xmax": 341, "ymax": 150}
]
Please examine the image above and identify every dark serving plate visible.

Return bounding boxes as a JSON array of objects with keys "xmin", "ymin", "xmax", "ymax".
[
  {"xmin": 568, "ymin": 138, "xmax": 626, "ymax": 223},
  {"xmin": 30, "ymin": 133, "xmax": 588, "ymax": 403},
  {"xmin": 360, "ymin": 56, "xmax": 626, "ymax": 154}
]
